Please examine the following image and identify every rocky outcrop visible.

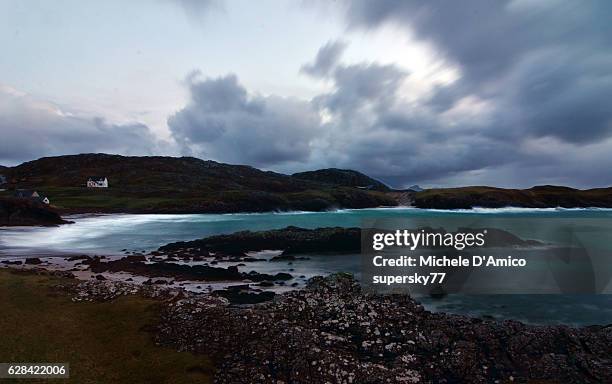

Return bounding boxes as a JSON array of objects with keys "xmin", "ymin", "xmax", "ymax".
[
  {"xmin": 0, "ymin": 198, "xmax": 71, "ymax": 226},
  {"xmin": 156, "ymin": 274, "xmax": 612, "ymax": 383},
  {"xmin": 86, "ymin": 256, "xmax": 293, "ymax": 282},
  {"xmin": 158, "ymin": 226, "xmax": 542, "ymax": 261},
  {"xmin": 159, "ymin": 226, "xmax": 362, "ymax": 257}
]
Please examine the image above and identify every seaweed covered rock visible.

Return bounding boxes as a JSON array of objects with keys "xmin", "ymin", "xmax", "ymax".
[{"xmin": 156, "ymin": 274, "xmax": 612, "ymax": 383}]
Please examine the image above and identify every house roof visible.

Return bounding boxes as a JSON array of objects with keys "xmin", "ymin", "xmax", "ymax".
[
  {"xmin": 87, "ymin": 176, "xmax": 107, "ymax": 181},
  {"xmin": 15, "ymin": 189, "xmax": 39, "ymax": 198}
]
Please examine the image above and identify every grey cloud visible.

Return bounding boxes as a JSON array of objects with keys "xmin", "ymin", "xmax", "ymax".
[
  {"xmin": 301, "ymin": 40, "xmax": 347, "ymax": 77},
  {"xmin": 168, "ymin": 73, "xmax": 322, "ymax": 167},
  {"xmin": 302, "ymin": 56, "xmax": 513, "ymax": 186},
  {"xmin": 172, "ymin": 0, "xmax": 223, "ymax": 21},
  {"xmin": 344, "ymin": 1, "xmax": 606, "ymax": 81},
  {"xmin": 0, "ymin": 87, "xmax": 161, "ymax": 165},
  {"xmin": 341, "ymin": 0, "xmax": 612, "ymax": 145},
  {"xmin": 504, "ymin": 49, "xmax": 612, "ymax": 143},
  {"xmin": 298, "ymin": 0, "xmax": 612, "ymax": 187},
  {"xmin": 317, "ymin": 63, "xmax": 407, "ymax": 116},
  {"xmin": 165, "ymin": 16, "xmax": 612, "ymax": 189}
]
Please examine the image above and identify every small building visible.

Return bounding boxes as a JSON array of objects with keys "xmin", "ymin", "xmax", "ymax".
[
  {"xmin": 14, "ymin": 189, "xmax": 50, "ymax": 204},
  {"xmin": 87, "ymin": 176, "xmax": 108, "ymax": 188},
  {"xmin": 15, "ymin": 189, "xmax": 40, "ymax": 199}
]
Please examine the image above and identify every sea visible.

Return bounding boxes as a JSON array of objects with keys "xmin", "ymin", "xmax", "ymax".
[{"xmin": 1, "ymin": 207, "xmax": 612, "ymax": 326}]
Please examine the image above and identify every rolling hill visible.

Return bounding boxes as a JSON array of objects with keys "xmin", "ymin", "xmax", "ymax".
[
  {"xmin": 0, "ymin": 154, "xmax": 397, "ymax": 213},
  {"xmin": 292, "ymin": 168, "xmax": 390, "ymax": 191}
]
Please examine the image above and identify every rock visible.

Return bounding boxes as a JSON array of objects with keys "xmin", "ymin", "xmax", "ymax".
[
  {"xmin": 155, "ymin": 274, "xmax": 612, "ymax": 384},
  {"xmin": 95, "ymin": 274, "xmax": 106, "ymax": 281},
  {"xmin": 159, "ymin": 226, "xmax": 362, "ymax": 256},
  {"xmin": 2, "ymin": 260, "xmax": 22, "ymax": 265},
  {"xmin": 125, "ymin": 254, "xmax": 146, "ymax": 262},
  {"xmin": 0, "ymin": 197, "xmax": 72, "ymax": 227},
  {"xmin": 270, "ymin": 255, "xmax": 311, "ymax": 262},
  {"xmin": 213, "ymin": 287, "xmax": 275, "ymax": 304},
  {"xmin": 25, "ymin": 257, "xmax": 42, "ymax": 265},
  {"xmin": 86, "ymin": 255, "xmax": 292, "ymax": 283}
]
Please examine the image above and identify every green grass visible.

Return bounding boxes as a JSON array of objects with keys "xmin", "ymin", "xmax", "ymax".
[
  {"xmin": 0, "ymin": 269, "xmax": 213, "ymax": 383},
  {"xmin": 2, "ymin": 184, "xmax": 396, "ymax": 213}
]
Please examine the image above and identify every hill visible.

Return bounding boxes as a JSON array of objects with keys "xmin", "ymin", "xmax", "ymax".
[
  {"xmin": 0, "ymin": 154, "xmax": 397, "ymax": 213},
  {"xmin": 292, "ymin": 168, "xmax": 390, "ymax": 191},
  {"xmin": 414, "ymin": 185, "xmax": 612, "ymax": 209}
]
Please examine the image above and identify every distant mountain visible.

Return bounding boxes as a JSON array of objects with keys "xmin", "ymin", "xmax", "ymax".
[
  {"xmin": 0, "ymin": 154, "xmax": 397, "ymax": 213},
  {"xmin": 292, "ymin": 168, "xmax": 390, "ymax": 191},
  {"xmin": 407, "ymin": 185, "xmax": 423, "ymax": 192},
  {"xmin": 414, "ymin": 185, "xmax": 612, "ymax": 209}
]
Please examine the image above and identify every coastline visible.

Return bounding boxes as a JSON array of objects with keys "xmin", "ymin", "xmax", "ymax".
[
  {"xmin": 2, "ymin": 267, "xmax": 610, "ymax": 383},
  {"xmin": 2, "ymin": 219, "xmax": 612, "ymax": 381},
  {"xmin": 4, "ymin": 218, "xmax": 612, "ymax": 326}
]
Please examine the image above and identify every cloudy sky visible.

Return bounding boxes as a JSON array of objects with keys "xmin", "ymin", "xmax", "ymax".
[{"xmin": 1, "ymin": 0, "xmax": 611, "ymax": 188}]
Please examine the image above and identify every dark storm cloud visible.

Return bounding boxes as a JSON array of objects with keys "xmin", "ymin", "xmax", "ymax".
[
  {"xmin": 0, "ymin": 87, "xmax": 160, "ymax": 165},
  {"xmin": 168, "ymin": 72, "xmax": 322, "ymax": 167},
  {"xmin": 299, "ymin": 0, "xmax": 612, "ymax": 187},
  {"xmin": 160, "ymin": 0, "xmax": 612, "ymax": 188},
  {"xmin": 501, "ymin": 50, "xmax": 612, "ymax": 143},
  {"xmin": 296, "ymin": 40, "xmax": 513, "ymax": 186},
  {"xmin": 300, "ymin": 40, "xmax": 347, "ymax": 77},
  {"xmin": 342, "ymin": 0, "xmax": 612, "ymax": 144}
]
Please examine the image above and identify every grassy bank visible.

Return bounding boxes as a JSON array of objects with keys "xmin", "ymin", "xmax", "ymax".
[
  {"xmin": 1, "ymin": 186, "xmax": 396, "ymax": 214},
  {"xmin": 0, "ymin": 269, "xmax": 212, "ymax": 383}
]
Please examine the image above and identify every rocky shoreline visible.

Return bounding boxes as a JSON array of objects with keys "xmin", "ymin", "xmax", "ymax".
[
  {"xmin": 3, "ymin": 224, "xmax": 611, "ymax": 382},
  {"xmin": 29, "ymin": 268, "xmax": 611, "ymax": 383},
  {"xmin": 2, "ymin": 226, "xmax": 548, "ymax": 303}
]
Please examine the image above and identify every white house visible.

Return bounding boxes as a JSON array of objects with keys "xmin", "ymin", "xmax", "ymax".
[{"xmin": 87, "ymin": 176, "xmax": 108, "ymax": 188}]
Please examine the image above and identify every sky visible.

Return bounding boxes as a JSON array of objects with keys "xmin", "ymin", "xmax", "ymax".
[{"xmin": 1, "ymin": 0, "xmax": 612, "ymax": 189}]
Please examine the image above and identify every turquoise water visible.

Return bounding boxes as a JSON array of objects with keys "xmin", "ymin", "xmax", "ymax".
[{"xmin": 1, "ymin": 207, "xmax": 612, "ymax": 325}]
